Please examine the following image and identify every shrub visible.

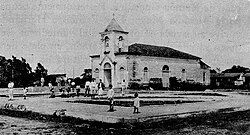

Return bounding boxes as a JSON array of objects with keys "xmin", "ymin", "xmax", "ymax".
[
  {"xmin": 170, "ymin": 77, "xmax": 206, "ymax": 91},
  {"xmin": 169, "ymin": 77, "xmax": 181, "ymax": 90},
  {"xmin": 128, "ymin": 82, "xmax": 140, "ymax": 90},
  {"xmin": 149, "ymin": 78, "xmax": 163, "ymax": 90},
  {"xmin": 180, "ymin": 81, "xmax": 206, "ymax": 91}
]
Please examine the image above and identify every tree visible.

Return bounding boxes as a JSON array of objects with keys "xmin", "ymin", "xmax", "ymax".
[
  {"xmin": 80, "ymin": 69, "xmax": 92, "ymax": 80},
  {"xmin": 0, "ymin": 56, "xmax": 9, "ymax": 87},
  {"xmin": 222, "ymin": 65, "xmax": 250, "ymax": 73},
  {"xmin": 34, "ymin": 63, "xmax": 48, "ymax": 84},
  {"xmin": 19, "ymin": 57, "xmax": 33, "ymax": 87},
  {"xmin": 11, "ymin": 56, "xmax": 34, "ymax": 87},
  {"xmin": 80, "ymin": 69, "xmax": 92, "ymax": 86},
  {"xmin": 0, "ymin": 56, "xmax": 34, "ymax": 87},
  {"xmin": 0, "ymin": 55, "xmax": 48, "ymax": 87}
]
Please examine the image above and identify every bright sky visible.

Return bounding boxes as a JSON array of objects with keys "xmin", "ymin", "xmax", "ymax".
[{"xmin": 0, "ymin": 0, "xmax": 250, "ymax": 77}]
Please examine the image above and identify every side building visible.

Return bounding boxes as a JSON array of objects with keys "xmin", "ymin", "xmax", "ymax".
[{"xmin": 90, "ymin": 18, "xmax": 210, "ymax": 89}]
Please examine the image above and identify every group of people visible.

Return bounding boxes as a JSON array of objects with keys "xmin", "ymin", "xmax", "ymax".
[
  {"xmin": 7, "ymin": 79, "xmax": 141, "ymax": 114},
  {"xmin": 7, "ymin": 81, "xmax": 28, "ymax": 101},
  {"xmin": 106, "ymin": 83, "xmax": 140, "ymax": 113},
  {"xmin": 84, "ymin": 79, "xmax": 105, "ymax": 97},
  {"xmin": 84, "ymin": 79, "xmax": 140, "ymax": 113}
]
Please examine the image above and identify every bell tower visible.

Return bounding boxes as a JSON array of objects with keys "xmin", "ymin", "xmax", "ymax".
[
  {"xmin": 98, "ymin": 17, "xmax": 129, "ymax": 88},
  {"xmin": 99, "ymin": 17, "xmax": 129, "ymax": 56}
]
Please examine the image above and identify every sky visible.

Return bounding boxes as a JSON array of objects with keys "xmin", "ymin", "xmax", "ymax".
[{"xmin": 0, "ymin": 0, "xmax": 250, "ymax": 77}]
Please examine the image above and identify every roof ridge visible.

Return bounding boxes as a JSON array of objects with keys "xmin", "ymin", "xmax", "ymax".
[
  {"xmin": 132, "ymin": 43, "xmax": 200, "ymax": 57},
  {"xmin": 129, "ymin": 43, "xmax": 201, "ymax": 60},
  {"xmin": 104, "ymin": 18, "xmax": 125, "ymax": 32}
]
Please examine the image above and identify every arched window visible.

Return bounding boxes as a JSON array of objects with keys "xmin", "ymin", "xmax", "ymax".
[
  {"xmin": 94, "ymin": 68, "xmax": 99, "ymax": 73},
  {"xmin": 118, "ymin": 36, "xmax": 124, "ymax": 41},
  {"xmin": 162, "ymin": 65, "xmax": 170, "ymax": 87},
  {"xmin": 104, "ymin": 63, "xmax": 111, "ymax": 69},
  {"xmin": 104, "ymin": 36, "xmax": 109, "ymax": 47},
  {"xmin": 93, "ymin": 68, "xmax": 99, "ymax": 81},
  {"xmin": 162, "ymin": 65, "xmax": 169, "ymax": 72},
  {"xmin": 120, "ymin": 67, "xmax": 125, "ymax": 71},
  {"xmin": 181, "ymin": 69, "xmax": 187, "ymax": 81},
  {"xmin": 119, "ymin": 67, "xmax": 125, "ymax": 83},
  {"xmin": 143, "ymin": 67, "xmax": 149, "ymax": 82},
  {"xmin": 118, "ymin": 36, "xmax": 124, "ymax": 52}
]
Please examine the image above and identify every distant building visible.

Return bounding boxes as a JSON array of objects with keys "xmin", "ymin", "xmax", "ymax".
[
  {"xmin": 46, "ymin": 74, "xmax": 66, "ymax": 86},
  {"xmin": 210, "ymin": 73, "xmax": 250, "ymax": 89},
  {"xmin": 243, "ymin": 73, "xmax": 250, "ymax": 88},
  {"xmin": 90, "ymin": 18, "xmax": 210, "ymax": 88}
]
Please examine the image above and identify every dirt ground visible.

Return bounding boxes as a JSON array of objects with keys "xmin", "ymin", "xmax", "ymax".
[
  {"xmin": 0, "ymin": 90, "xmax": 249, "ymax": 134},
  {"xmin": 0, "ymin": 115, "xmax": 75, "ymax": 134},
  {"xmin": 1, "ymin": 116, "xmax": 249, "ymax": 135},
  {"xmin": 1, "ymin": 110, "xmax": 250, "ymax": 135}
]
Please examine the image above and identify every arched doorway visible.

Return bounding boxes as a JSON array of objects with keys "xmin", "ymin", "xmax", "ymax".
[
  {"xmin": 162, "ymin": 65, "xmax": 170, "ymax": 87},
  {"xmin": 94, "ymin": 68, "xmax": 99, "ymax": 82},
  {"xmin": 181, "ymin": 69, "xmax": 186, "ymax": 82},
  {"xmin": 143, "ymin": 67, "xmax": 149, "ymax": 82},
  {"xmin": 119, "ymin": 67, "xmax": 125, "ymax": 83},
  {"xmin": 104, "ymin": 63, "xmax": 112, "ymax": 87}
]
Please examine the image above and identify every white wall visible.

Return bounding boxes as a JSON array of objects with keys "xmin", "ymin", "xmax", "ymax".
[{"xmin": 127, "ymin": 55, "xmax": 210, "ymax": 85}]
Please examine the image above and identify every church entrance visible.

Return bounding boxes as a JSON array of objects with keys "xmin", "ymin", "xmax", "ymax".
[
  {"xmin": 162, "ymin": 65, "xmax": 170, "ymax": 88},
  {"xmin": 104, "ymin": 63, "xmax": 112, "ymax": 87}
]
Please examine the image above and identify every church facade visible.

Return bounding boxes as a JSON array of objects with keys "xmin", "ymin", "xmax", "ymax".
[{"xmin": 90, "ymin": 18, "xmax": 210, "ymax": 88}]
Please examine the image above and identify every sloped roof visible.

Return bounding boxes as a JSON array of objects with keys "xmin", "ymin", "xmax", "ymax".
[
  {"xmin": 127, "ymin": 43, "xmax": 201, "ymax": 60},
  {"xmin": 210, "ymin": 73, "xmax": 241, "ymax": 78},
  {"xmin": 243, "ymin": 73, "xmax": 250, "ymax": 77},
  {"xmin": 103, "ymin": 18, "xmax": 127, "ymax": 33},
  {"xmin": 199, "ymin": 60, "xmax": 211, "ymax": 68}
]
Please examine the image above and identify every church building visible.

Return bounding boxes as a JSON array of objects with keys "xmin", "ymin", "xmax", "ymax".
[{"xmin": 90, "ymin": 18, "xmax": 210, "ymax": 88}]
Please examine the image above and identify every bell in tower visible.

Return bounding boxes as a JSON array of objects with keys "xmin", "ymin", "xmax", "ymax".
[
  {"xmin": 99, "ymin": 17, "xmax": 129, "ymax": 54},
  {"xmin": 118, "ymin": 36, "xmax": 124, "ymax": 52}
]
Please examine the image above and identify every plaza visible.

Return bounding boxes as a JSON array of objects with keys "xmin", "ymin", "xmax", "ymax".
[{"xmin": 0, "ymin": 87, "xmax": 249, "ymax": 126}]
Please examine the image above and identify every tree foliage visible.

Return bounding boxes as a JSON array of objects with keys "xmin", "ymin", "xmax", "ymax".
[
  {"xmin": 79, "ymin": 69, "xmax": 92, "ymax": 86},
  {"xmin": 222, "ymin": 65, "xmax": 250, "ymax": 73},
  {"xmin": 0, "ymin": 55, "xmax": 47, "ymax": 87},
  {"xmin": 12, "ymin": 56, "xmax": 33, "ymax": 87},
  {"xmin": 34, "ymin": 63, "xmax": 48, "ymax": 81},
  {"xmin": 80, "ymin": 69, "xmax": 92, "ymax": 81}
]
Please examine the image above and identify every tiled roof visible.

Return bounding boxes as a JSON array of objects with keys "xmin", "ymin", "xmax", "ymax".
[
  {"xmin": 103, "ymin": 18, "xmax": 127, "ymax": 33},
  {"xmin": 211, "ymin": 73, "xmax": 241, "ymax": 78},
  {"xmin": 127, "ymin": 43, "xmax": 201, "ymax": 60},
  {"xmin": 243, "ymin": 73, "xmax": 250, "ymax": 77}
]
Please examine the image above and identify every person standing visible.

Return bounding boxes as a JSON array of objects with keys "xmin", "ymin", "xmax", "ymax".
[
  {"xmin": 41, "ymin": 77, "xmax": 45, "ymax": 87},
  {"xmin": 107, "ymin": 84, "xmax": 115, "ymax": 112},
  {"xmin": 121, "ymin": 79, "xmax": 126, "ymax": 96},
  {"xmin": 133, "ymin": 92, "xmax": 140, "ymax": 114},
  {"xmin": 48, "ymin": 82, "xmax": 55, "ymax": 98},
  {"xmin": 97, "ymin": 79, "xmax": 105, "ymax": 97},
  {"xmin": 65, "ymin": 82, "xmax": 71, "ymax": 95},
  {"xmin": 23, "ymin": 87, "xmax": 28, "ymax": 100},
  {"xmin": 8, "ymin": 81, "xmax": 14, "ymax": 101},
  {"xmin": 85, "ymin": 81, "xmax": 90, "ymax": 96},
  {"xmin": 75, "ymin": 85, "xmax": 81, "ymax": 97},
  {"xmin": 71, "ymin": 81, "xmax": 76, "ymax": 92},
  {"xmin": 90, "ymin": 79, "xmax": 97, "ymax": 95}
]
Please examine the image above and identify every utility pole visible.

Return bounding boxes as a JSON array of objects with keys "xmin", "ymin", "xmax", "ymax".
[{"xmin": 73, "ymin": 66, "xmax": 75, "ymax": 79}]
